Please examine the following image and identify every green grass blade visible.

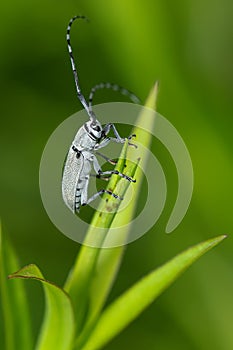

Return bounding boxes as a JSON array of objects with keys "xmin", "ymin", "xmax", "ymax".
[
  {"xmin": 0, "ymin": 224, "xmax": 33, "ymax": 350},
  {"xmin": 9, "ymin": 264, "xmax": 75, "ymax": 350},
  {"xmin": 64, "ymin": 84, "xmax": 159, "ymax": 338},
  {"xmin": 80, "ymin": 235, "xmax": 226, "ymax": 350},
  {"xmin": 73, "ymin": 84, "xmax": 159, "ymax": 348}
]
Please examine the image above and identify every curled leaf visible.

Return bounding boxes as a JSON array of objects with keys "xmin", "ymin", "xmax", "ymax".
[{"xmin": 9, "ymin": 264, "xmax": 75, "ymax": 350}]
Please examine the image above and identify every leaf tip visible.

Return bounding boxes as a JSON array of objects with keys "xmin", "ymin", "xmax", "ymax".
[
  {"xmin": 201, "ymin": 234, "xmax": 227, "ymax": 254},
  {"xmin": 210, "ymin": 234, "xmax": 227, "ymax": 243},
  {"xmin": 217, "ymin": 234, "xmax": 228, "ymax": 242},
  {"xmin": 145, "ymin": 81, "xmax": 159, "ymax": 110}
]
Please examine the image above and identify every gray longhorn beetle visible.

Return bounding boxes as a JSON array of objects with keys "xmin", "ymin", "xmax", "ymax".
[{"xmin": 62, "ymin": 16, "xmax": 140, "ymax": 213}]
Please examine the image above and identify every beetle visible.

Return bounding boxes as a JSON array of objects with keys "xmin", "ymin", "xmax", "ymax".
[{"xmin": 62, "ymin": 16, "xmax": 139, "ymax": 213}]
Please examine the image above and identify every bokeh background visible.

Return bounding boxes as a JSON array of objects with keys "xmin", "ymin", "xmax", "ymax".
[{"xmin": 0, "ymin": 0, "xmax": 233, "ymax": 349}]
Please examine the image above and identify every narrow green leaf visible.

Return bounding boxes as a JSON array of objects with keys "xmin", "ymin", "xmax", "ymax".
[
  {"xmin": 73, "ymin": 83, "xmax": 159, "ymax": 348},
  {"xmin": 64, "ymin": 84, "xmax": 159, "ymax": 339},
  {"xmin": 0, "ymin": 224, "xmax": 33, "ymax": 350},
  {"xmin": 9, "ymin": 264, "xmax": 75, "ymax": 350},
  {"xmin": 80, "ymin": 235, "xmax": 227, "ymax": 350}
]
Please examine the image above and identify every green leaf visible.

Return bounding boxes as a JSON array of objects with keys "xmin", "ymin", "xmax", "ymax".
[
  {"xmin": 0, "ymin": 224, "xmax": 33, "ymax": 350},
  {"xmin": 80, "ymin": 235, "xmax": 226, "ymax": 350},
  {"xmin": 9, "ymin": 264, "xmax": 75, "ymax": 350},
  {"xmin": 64, "ymin": 84, "xmax": 159, "ymax": 340}
]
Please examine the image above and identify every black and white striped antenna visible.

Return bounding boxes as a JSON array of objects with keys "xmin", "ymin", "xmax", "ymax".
[
  {"xmin": 66, "ymin": 16, "xmax": 140, "ymax": 122},
  {"xmin": 88, "ymin": 82, "xmax": 140, "ymax": 112},
  {"xmin": 66, "ymin": 16, "xmax": 97, "ymax": 122}
]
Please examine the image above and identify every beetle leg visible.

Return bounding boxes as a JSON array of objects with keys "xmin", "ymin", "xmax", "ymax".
[
  {"xmin": 82, "ymin": 189, "xmax": 123, "ymax": 207},
  {"xmin": 98, "ymin": 170, "xmax": 136, "ymax": 183},
  {"xmin": 95, "ymin": 151, "xmax": 117, "ymax": 165},
  {"xmin": 94, "ymin": 124, "xmax": 137, "ymax": 150},
  {"xmin": 90, "ymin": 174, "xmax": 110, "ymax": 181}
]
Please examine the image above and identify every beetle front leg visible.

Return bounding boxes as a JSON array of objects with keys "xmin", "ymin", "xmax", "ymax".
[
  {"xmin": 103, "ymin": 123, "xmax": 125, "ymax": 143},
  {"xmin": 95, "ymin": 123, "xmax": 136, "ymax": 150},
  {"xmin": 103, "ymin": 123, "xmax": 136, "ymax": 145}
]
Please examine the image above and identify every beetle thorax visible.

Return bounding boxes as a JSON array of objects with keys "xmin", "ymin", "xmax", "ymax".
[{"xmin": 72, "ymin": 119, "xmax": 102, "ymax": 151}]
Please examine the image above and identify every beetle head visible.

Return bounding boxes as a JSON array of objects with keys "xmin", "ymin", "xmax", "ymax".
[{"xmin": 85, "ymin": 119, "xmax": 103, "ymax": 140}]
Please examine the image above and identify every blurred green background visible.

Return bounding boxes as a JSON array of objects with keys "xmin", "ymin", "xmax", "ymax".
[{"xmin": 0, "ymin": 0, "xmax": 232, "ymax": 349}]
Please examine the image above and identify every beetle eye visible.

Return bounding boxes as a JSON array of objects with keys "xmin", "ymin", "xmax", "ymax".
[{"xmin": 92, "ymin": 123, "xmax": 100, "ymax": 132}]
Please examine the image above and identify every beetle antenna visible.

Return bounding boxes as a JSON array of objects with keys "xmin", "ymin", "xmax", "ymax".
[{"xmin": 66, "ymin": 16, "xmax": 96, "ymax": 122}]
